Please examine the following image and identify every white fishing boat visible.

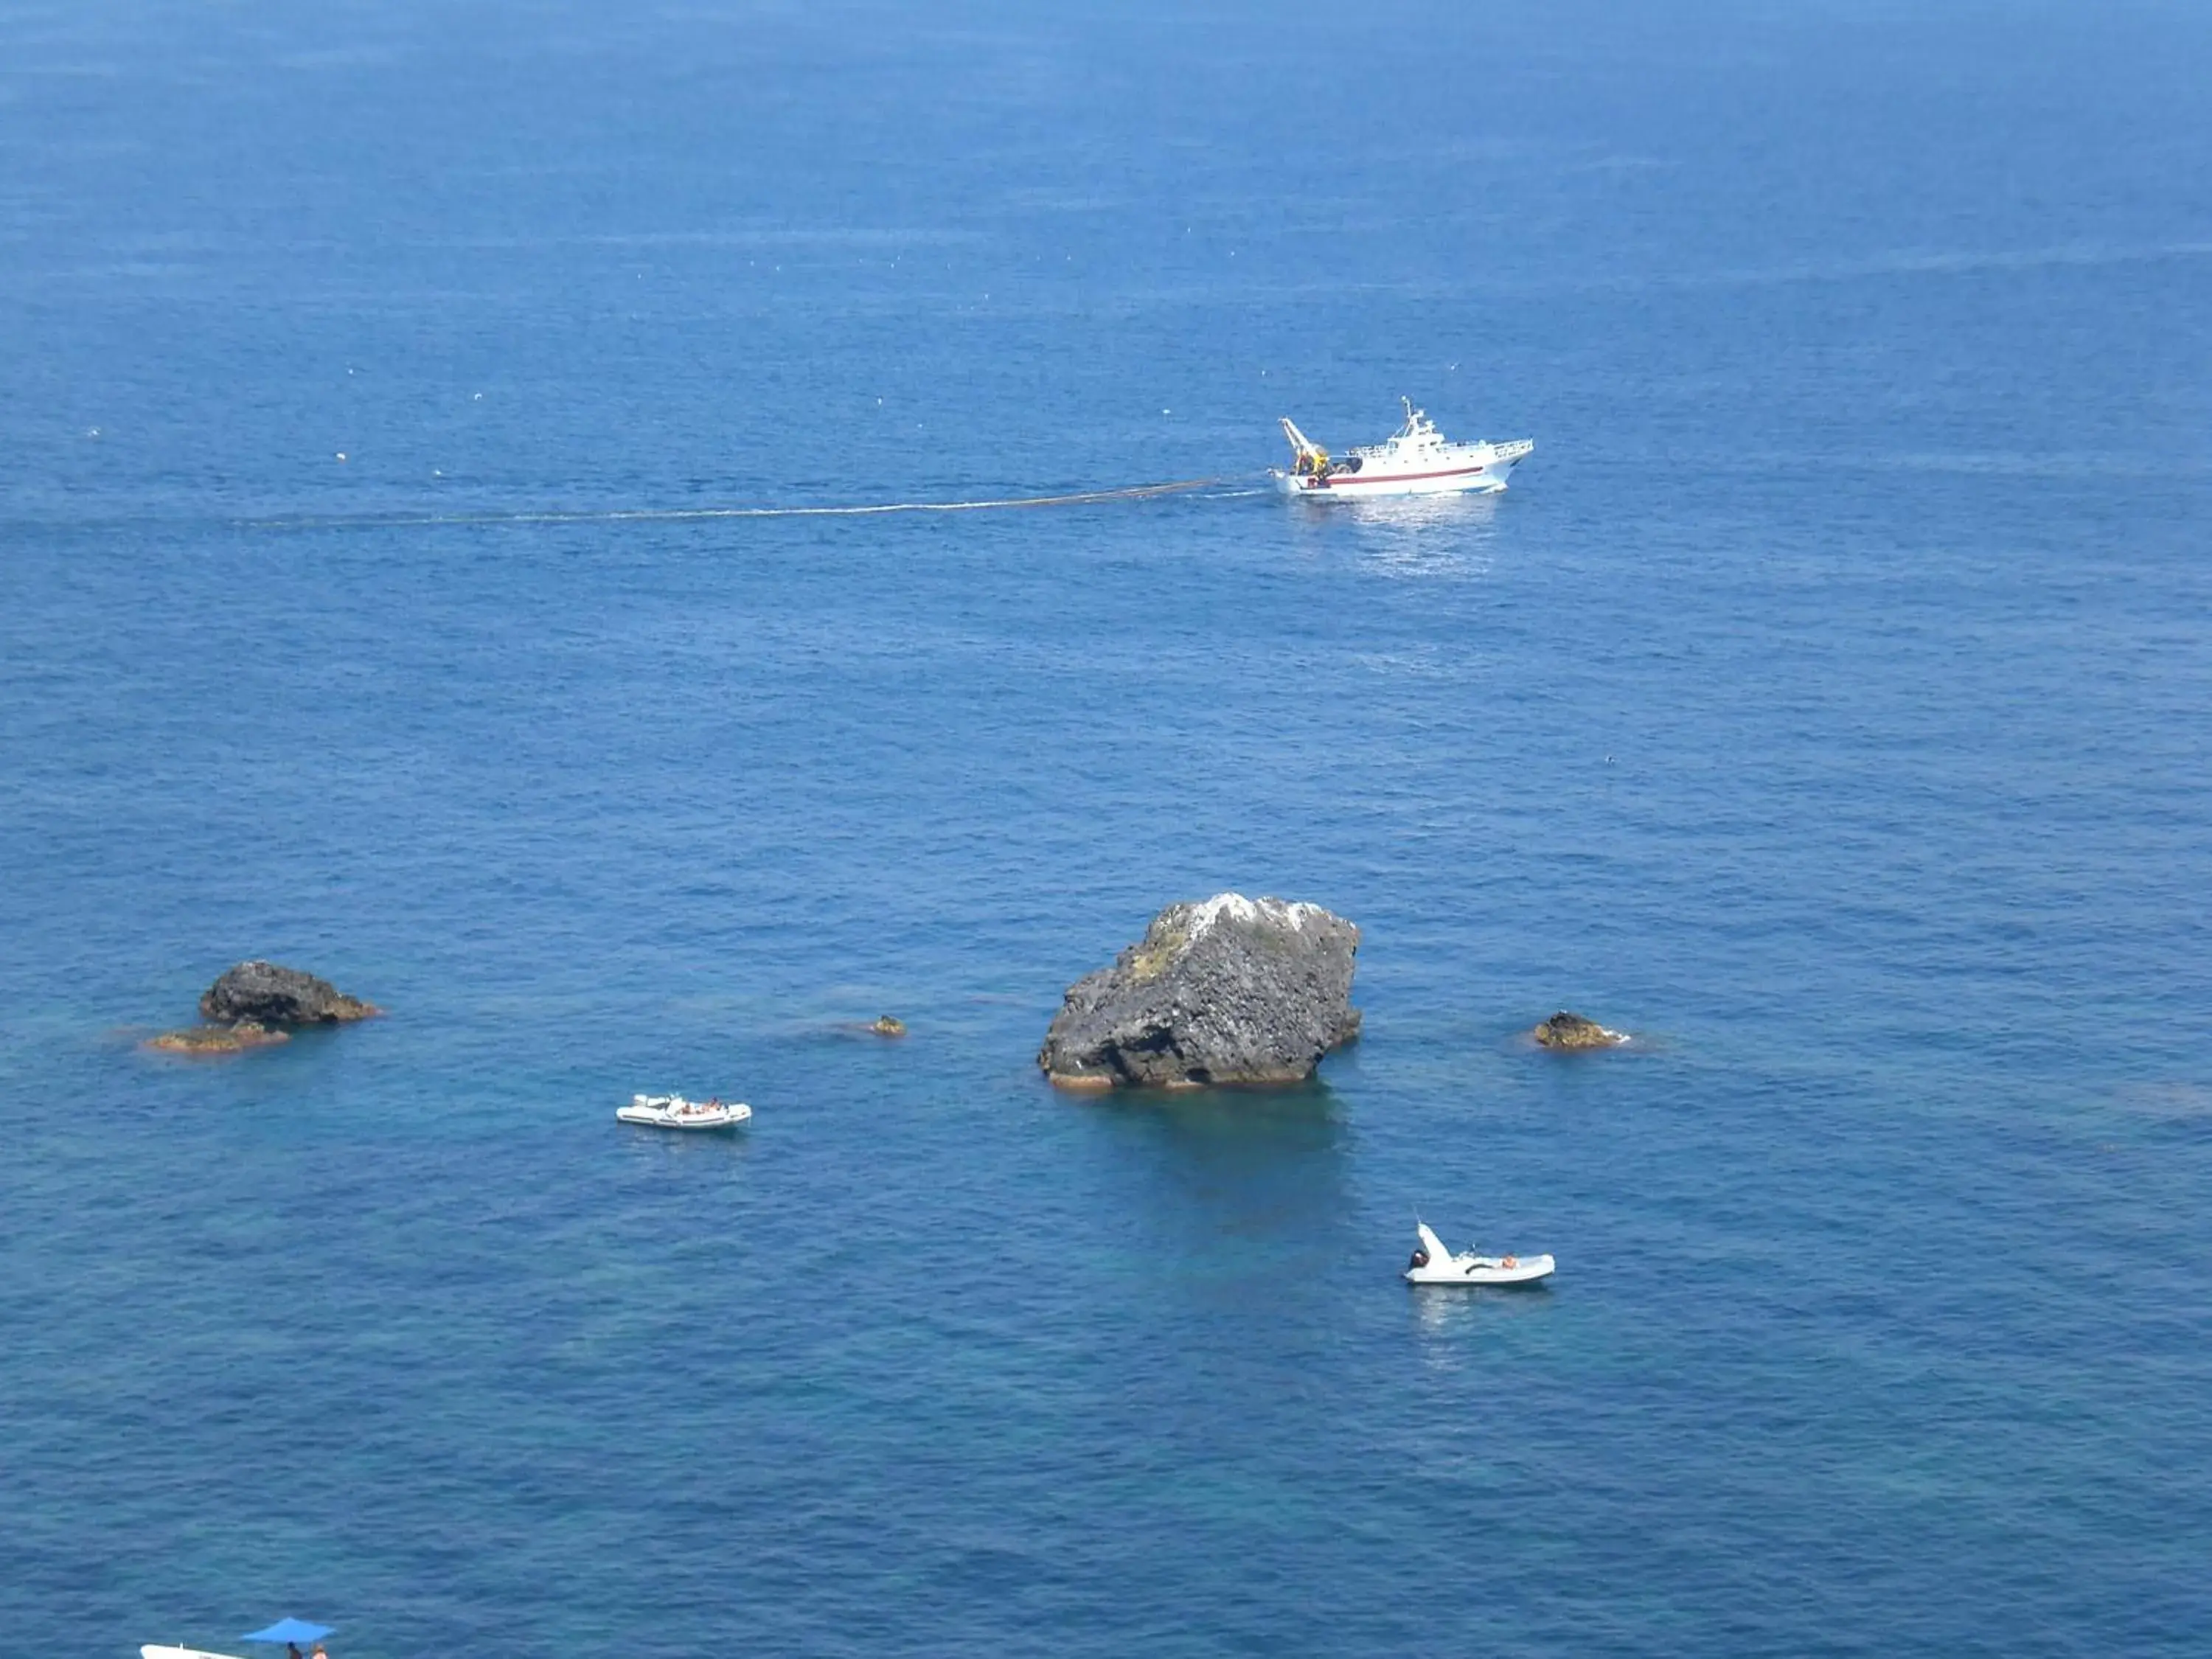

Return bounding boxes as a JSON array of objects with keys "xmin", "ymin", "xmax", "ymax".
[
  {"xmin": 616, "ymin": 1093, "xmax": 752, "ymax": 1130},
  {"xmin": 1405, "ymin": 1222, "xmax": 1555, "ymax": 1286},
  {"xmin": 1273, "ymin": 400, "xmax": 1532, "ymax": 498}
]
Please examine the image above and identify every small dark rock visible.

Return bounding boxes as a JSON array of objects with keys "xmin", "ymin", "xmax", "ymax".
[
  {"xmin": 1531, "ymin": 1010, "xmax": 1627, "ymax": 1050},
  {"xmin": 147, "ymin": 1020, "xmax": 291, "ymax": 1054},
  {"xmin": 1039, "ymin": 894, "xmax": 1360, "ymax": 1090},
  {"xmin": 199, "ymin": 960, "xmax": 380, "ymax": 1026}
]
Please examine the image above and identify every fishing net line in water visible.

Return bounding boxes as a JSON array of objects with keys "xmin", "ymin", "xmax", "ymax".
[{"xmin": 240, "ymin": 475, "xmax": 1266, "ymax": 532}]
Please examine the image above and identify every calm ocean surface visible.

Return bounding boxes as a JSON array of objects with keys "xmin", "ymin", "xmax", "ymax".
[{"xmin": 4, "ymin": 3, "xmax": 2210, "ymax": 1655}]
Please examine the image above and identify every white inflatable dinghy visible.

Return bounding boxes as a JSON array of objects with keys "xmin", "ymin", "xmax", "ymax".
[
  {"xmin": 1405, "ymin": 1222, "xmax": 1554, "ymax": 1285},
  {"xmin": 616, "ymin": 1093, "xmax": 751, "ymax": 1130},
  {"xmin": 144, "ymin": 1647, "xmax": 248, "ymax": 1659}
]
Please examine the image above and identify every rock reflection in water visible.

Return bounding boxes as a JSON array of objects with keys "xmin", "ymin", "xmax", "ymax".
[{"xmin": 1074, "ymin": 1084, "xmax": 1354, "ymax": 1283}]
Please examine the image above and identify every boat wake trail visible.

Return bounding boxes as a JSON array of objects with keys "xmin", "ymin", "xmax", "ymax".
[{"xmin": 243, "ymin": 476, "xmax": 1247, "ymax": 532}]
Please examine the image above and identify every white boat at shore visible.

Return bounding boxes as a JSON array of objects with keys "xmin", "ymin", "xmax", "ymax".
[
  {"xmin": 1405, "ymin": 1222, "xmax": 1555, "ymax": 1286},
  {"xmin": 1274, "ymin": 400, "xmax": 1533, "ymax": 498},
  {"xmin": 616, "ymin": 1093, "xmax": 752, "ymax": 1130}
]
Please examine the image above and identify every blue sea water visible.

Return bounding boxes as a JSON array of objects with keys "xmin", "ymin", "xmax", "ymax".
[{"xmin": 4, "ymin": 1, "xmax": 2211, "ymax": 1654}]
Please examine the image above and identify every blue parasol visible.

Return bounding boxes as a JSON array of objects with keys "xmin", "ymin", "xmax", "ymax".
[{"xmin": 240, "ymin": 1619, "xmax": 333, "ymax": 1644}]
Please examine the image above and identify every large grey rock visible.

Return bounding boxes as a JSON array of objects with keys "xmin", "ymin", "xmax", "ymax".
[
  {"xmin": 199, "ymin": 960, "xmax": 380, "ymax": 1026},
  {"xmin": 1531, "ymin": 1010, "xmax": 1627, "ymax": 1050},
  {"xmin": 1039, "ymin": 894, "xmax": 1360, "ymax": 1089}
]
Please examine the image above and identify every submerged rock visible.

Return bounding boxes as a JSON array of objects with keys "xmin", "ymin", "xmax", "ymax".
[
  {"xmin": 1039, "ymin": 894, "xmax": 1360, "ymax": 1090},
  {"xmin": 146, "ymin": 1020, "xmax": 291, "ymax": 1054},
  {"xmin": 199, "ymin": 961, "xmax": 380, "ymax": 1026},
  {"xmin": 1531, "ymin": 1010, "xmax": 1628, "ymax": 1050},
  {"xmin": 869, "ymin": 1015, "xmax": 908, "ymax": 1038}
]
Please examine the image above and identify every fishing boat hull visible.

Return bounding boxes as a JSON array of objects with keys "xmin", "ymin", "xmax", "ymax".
[{"xmin": 1272, "ymin": 445, "xmax": 1528, "ymax": 499}]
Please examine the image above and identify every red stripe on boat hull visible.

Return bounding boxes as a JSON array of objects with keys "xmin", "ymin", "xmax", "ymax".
[{"xmin": 1312, "ymin": 462, "xmax": 1493, "ymax": 489}]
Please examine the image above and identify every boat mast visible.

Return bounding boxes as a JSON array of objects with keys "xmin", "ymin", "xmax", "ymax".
[{"xmin": 1279, "ymin": 416, "xmax": 1329, "ymax": 474}]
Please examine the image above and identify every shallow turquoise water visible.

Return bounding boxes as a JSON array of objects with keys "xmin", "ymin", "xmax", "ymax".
[{"xmin": 3, "ymin": 3, "xmax": 2210, "ymax": 1655}]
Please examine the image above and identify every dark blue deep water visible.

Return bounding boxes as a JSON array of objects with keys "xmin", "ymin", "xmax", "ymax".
[{"xmin": 4, "ymin": 3, "xmax": 2211, "ymax": 1655}]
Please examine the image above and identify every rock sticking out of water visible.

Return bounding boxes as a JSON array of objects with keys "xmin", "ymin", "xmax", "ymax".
[
  {"xmin": 1039, "ymin": 893, "xmax": 1360, "ymax": 1089},
  {"xmin": 1532, "ymin": 1010, "xmax": 1629, "ymax": 1049},
  {"xmin": 146, "ymin": 1020, "xmax": 291, "ymax": 1054},
  {"xmin": 871, "ymin": 1015, "xmax": 908, "ymax": 1037},
  {"xmin": 199, "ymin": 960, "xmax": 381, "ymax": 1026}
]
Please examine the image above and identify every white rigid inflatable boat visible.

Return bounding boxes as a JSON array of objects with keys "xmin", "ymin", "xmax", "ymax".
[
  {"xmin": 616, "ymin": 1093, "xmax": 752, "ymax": 1130},
  {"xmin": 1405, "ymin": 1222, "xmax": 1555, "ymax": 1286}
]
